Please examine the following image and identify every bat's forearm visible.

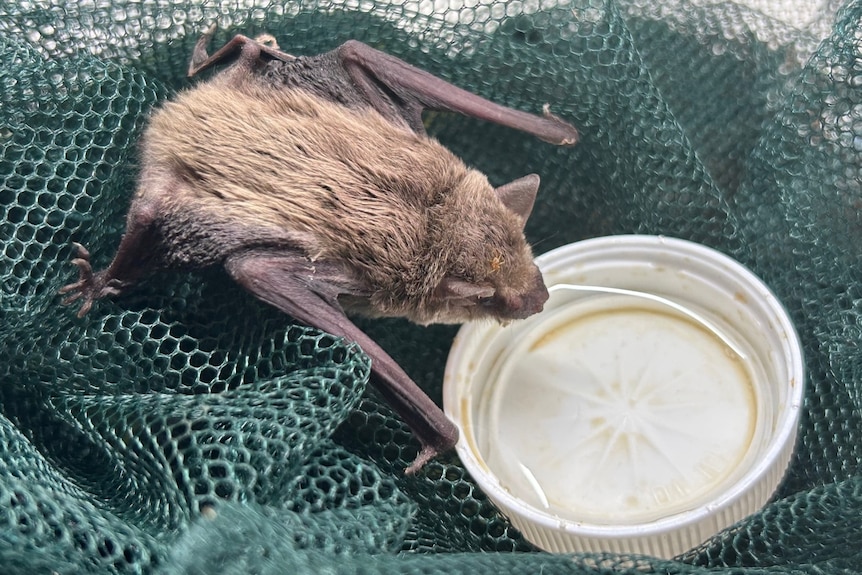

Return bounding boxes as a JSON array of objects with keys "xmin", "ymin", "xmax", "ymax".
[
  {"xmin": 338, "ymin": 40, "xmax": 579, "ymax": 145},
  {"xmin": 225, "ymin": 250, "xmax": 458, "ymax": 473},
  {"xmin": 358, "ymin": 339, "xmax": 459, "ymax": 475}
]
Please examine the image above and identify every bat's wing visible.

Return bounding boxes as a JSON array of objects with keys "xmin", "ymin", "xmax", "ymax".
[
  {"xmin": 336, "ymin": 40, "xmax": 580, "ymax": 145},
  {"xmin": 187, "ymin": 27, "xmax": 578, "ymax": 144},
  {"xmin": 225, "ymin": 250, "xmax": 459, "ymax": 475}
]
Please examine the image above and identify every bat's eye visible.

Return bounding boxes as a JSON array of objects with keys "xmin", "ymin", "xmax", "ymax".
[{"xmin": 477, "ymin": 296, "xmax": 497, "ymax": 308}]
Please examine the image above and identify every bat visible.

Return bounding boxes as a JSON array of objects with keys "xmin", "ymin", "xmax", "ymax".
[{"xmin": 59, "ymin": 25, "xmax": 579, "ymax": 474}]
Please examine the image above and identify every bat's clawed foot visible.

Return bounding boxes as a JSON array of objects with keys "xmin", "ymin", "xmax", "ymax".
[{"xmin": 58, "ymin": 242, "xmax": 121, "ymax": 317}]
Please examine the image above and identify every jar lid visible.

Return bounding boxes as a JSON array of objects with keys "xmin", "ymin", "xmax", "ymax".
[{"xmin": 444, "ymin": 236, "xmax": 804, "ymax": 557}]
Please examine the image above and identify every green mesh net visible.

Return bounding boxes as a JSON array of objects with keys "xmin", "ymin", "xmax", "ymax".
[{"xmin": 2, "ymin": 0, "xmax": 862, "ymax": 572}]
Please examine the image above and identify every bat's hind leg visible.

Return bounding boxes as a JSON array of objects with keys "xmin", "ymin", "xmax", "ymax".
[
  {"xmin": 187, "ymin": 23, "xmax": 295, "ymax": 78},
  {"xmin": 59, "ymin": 202, "xmax": 159, "ymax": 318}
]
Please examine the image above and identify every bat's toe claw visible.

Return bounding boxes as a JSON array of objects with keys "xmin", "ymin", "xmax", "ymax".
[
  {"xmin": 60, "ymin": 291, "xmax": 83, "ymax": 305},
  {"xmin": 71, "ymin": 257, "xmax": 94, "ymax": 277},
  {"xmin": 72, "ymin": 242, "xmax": 91, "ymax": 260},
  {"xmin": 76, "ymin": 299, "xmax": 93, "ymax": 318},
  {"xmin": 57, "ymin": 281, "xmax": 80, "ymax": 295}
]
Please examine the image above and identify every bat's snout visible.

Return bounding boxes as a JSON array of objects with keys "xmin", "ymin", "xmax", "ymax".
[
  {"xmin": 496, "ymin": 274, "xmax": 549, "ymax": 321},
  {"xmin": 515, "ymin": 282, "xmax": 550, "ymax": 319}
]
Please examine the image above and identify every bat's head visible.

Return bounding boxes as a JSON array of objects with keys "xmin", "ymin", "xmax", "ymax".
[{"xmin": 417, "ymin": 173, "xmax": 549, "ymax": 325}]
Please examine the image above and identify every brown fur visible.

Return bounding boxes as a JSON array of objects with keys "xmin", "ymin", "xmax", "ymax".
[
  {"xmin": 139, "ymin": 76, "xmax": 544, "ymax": 325},
  {"xmin": 58, "ymin": 32, "xmax": 576, "ymax": 473}
]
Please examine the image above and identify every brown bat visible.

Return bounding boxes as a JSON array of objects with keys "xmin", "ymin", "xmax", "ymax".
[{"xmin": 59, "ymin": 25, "xmax": 579, "ymax": 474}]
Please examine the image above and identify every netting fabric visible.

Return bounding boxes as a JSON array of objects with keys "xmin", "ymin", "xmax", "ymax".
[{"xmin": 2, "ymin": 0, "xmax": 862, "ymax": 573}]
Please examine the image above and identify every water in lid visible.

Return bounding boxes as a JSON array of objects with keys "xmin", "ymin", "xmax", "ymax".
[{"xmin": 480, "ymin": 294, "xmax": 759, "ymax": 524}]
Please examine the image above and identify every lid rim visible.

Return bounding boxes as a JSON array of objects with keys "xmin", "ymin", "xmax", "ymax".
[{"xmin": 444, "ymin": 235, "xmax": 805, "ymax": 554}]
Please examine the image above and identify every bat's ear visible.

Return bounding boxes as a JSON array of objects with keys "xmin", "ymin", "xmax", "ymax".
[
  {"xmin": 495, "ymin": 174, "xmax": 540, "ymax": 226},
  {"xmin": 435, "ymin": 277, "xmax": 495, "ymax": 305}
]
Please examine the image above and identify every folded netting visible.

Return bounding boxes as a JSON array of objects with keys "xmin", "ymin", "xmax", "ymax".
[{"xmin": 2, "ymin": 0, "xmax": 862, "ymax": 573}]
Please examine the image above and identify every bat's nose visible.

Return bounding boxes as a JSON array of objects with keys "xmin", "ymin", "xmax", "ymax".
[
  {"xmin": 500, "ymin": 275, "xmax": 549, "ymax": 320},
  {"xmin": 517, "ymin": 282, "xmax": 549, "ymax": 319}
]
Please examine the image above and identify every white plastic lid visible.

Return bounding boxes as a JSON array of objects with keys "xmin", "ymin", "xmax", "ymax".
[{"xmin": 444, "ymin": 236, "xmax": 804, "ymax": 558}]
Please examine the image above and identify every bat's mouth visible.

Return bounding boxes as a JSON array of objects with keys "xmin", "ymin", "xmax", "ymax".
[{"xmin": 497, "ymin": 282, "xmax": 550, "ymax": 321}]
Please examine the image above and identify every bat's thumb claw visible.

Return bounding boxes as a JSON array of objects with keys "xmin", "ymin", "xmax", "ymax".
[
  {"xmin": 404, "ymin": 445, "xmax": 442, "ymax": 476},
  {"xmin": 541, "ymin": 103, "xmax": 579, "ymax": 146}
]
